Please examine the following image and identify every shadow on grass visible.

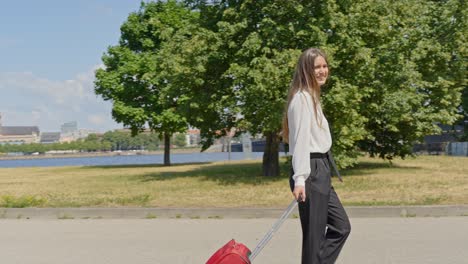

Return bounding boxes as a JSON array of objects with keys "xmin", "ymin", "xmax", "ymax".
[
  {"xmin": 341, "ymin": 161, "xmax": 422, "ymax": 177},
  {"xmin": 135, "ymin": 162, "xmax": 291, "ymax": 186},
  {"xmin": 82, "ymin": 157, "xmax": 423, "ymax": 185},
  {"xmin": 83, "ymin": 161, "xmax": 212, "ymax": 169}
]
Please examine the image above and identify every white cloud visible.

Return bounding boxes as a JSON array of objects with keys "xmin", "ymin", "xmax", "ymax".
[
  {"xmin": 88, "ymin": 114, "xmax": 106, "ymax": 125},
  {"xmin": 0, "ymin": 66, "xmax": 121, "ymax": 132},
  {"xmin": 0, "ymin": 65, "xmax": 107, "ymax": 104}
]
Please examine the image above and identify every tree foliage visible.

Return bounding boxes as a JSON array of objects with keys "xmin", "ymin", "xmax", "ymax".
[
  {"xmin": 186, "ymin": 0, "xmax": 465, "ymax": 171},
  {"xmin": 94, "ymin": 0, "xmax": 197, "ymax": 165},
  {"xmin": 350, "ymin": 0, "xmax": 465, "ymax": 159},
  {"xmin": 92, "ymin": 0, "xmax": 465, "ymax": 173},
  {"xmin": 156, "ymin": 21, "xmax": 239, "ymax": 151}
]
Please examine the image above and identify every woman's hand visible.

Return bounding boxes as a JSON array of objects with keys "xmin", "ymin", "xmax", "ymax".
[{"xmin": 293, "ymin": 186, "xmax": 306, "ymax": 202}]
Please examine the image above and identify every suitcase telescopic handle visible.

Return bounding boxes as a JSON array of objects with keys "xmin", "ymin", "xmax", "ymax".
[{"xmin": 249, "ymin": 199, "xmax": 298, "ymax": 261}]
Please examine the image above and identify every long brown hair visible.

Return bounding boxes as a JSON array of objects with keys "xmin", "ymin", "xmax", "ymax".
[{"xmin": 281, "ymin": 48, "xmax": 328, "ymax": 143}]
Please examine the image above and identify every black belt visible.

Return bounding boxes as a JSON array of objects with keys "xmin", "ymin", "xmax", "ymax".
[
  {"xmin": 310, "ymin": 151, "xmax": 343, "ymax": 182},
  {"xmin": 310, "ymin": 152, "xmax": 327, "ymax": 159}
]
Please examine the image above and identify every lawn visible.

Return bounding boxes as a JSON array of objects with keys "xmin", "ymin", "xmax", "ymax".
[{"xmin": 0, "ymin": 155, "xmax": 466, "ymax": 208}]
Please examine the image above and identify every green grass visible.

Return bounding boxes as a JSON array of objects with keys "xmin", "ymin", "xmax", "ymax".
[
  {"xmin": 0, "ymin": 155, "xmax": 466, "ymax": 208},
  {"xmin": 145, "ymin": 213, "xmax": 157, "ymax": 219},
  {"xmin": 0, "ymin": 195, "xmax": 47, "ymax": 208}
]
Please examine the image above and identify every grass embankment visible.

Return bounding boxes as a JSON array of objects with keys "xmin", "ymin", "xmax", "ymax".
[{"xmin": 0, "ymin": 155, "xmax": 466, "ymax": 208}]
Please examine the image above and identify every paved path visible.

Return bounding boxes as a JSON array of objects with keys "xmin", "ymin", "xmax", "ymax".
[{"xmin": 1, "ymin": 217, "xmax": 467, "ymax": 264}]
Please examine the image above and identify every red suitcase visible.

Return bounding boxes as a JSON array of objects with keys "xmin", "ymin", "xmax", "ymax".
[
  {"xmin": 205, "ymin": 239, "xmax": 251, "ymax": 264},
  {"xmin": 205, "ymin": 199, "xmax": 298, "ymax": 264}
]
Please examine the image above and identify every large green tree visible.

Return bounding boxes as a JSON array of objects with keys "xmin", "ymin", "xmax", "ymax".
[
  {"xmin": 346, "ymin": 0, "xmax": 465, "ymax": 159},
  {"xmin": 187, "ymin": 0, "xmax": 464, "ymax": 174},
  {"xmin": 188, "ymin": 0, "xmax": 367, "ymax": 174},
  {"xmin": 94, "ymin": 0, "xmax": 196, "ymax": 165},
  {"xmin": 156, "ymin": 21, "xmax": 240, "ymax": 151},
  {"xmin": 92, "ymin": 0, "xmax": 464, "ymax": 173},
  {"xmin": 429, "ymin": 0, "xmax": 467, "ymax": 140}
]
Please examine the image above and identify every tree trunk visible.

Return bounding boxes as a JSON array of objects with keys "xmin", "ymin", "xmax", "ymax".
[
  {"xmin": 262, "ymin": 131, "xmax": 280, "ymax": 176},
  {"xmin": 164, "ymin": 132, "xmax": 171, "ymax": 166}
]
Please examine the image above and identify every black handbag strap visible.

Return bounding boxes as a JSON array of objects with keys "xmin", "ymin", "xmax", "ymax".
[{"xmin": 327, "ymin": 150, "xmax": 343, "ymax": 182}]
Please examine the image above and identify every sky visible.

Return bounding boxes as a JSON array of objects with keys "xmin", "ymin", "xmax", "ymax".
[{"xmin": 0, "ymin": 1, "xmax": 148, "ymax": 133}]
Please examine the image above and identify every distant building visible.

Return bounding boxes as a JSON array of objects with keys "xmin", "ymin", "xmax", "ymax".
[
  {"xmin": 60, "ymin": 129, "xmax": 97, "ymax": 142},
  {"xmin": 414, "ymin": 123, "xmax": 465, "ymax": 154},
  {"xmin": 61, "ymin": 121, "xmax": 78, "ymax": 134},
  {"xmin": 58, "ymin": 121, "xmax": 99, "ymax": 142},
  {"xmin": 187, "ymin": 129, "xmax": 201, "ymax": 146},
  {"xmin": 423, "ymin": 124, "xmax": 464, "ymax": 144},
  {"xmin": 0, "ymin": 113, "xmax": 40, "ymax": 144},
  {"xmin": 114, "ymin": 128, "xmax": 151, "ymax": 134},
  {"xmin": 40, "ymin": 132, "xmax": 61, "ymax": 144}
]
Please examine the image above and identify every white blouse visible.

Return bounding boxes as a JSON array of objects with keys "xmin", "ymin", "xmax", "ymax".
[{"xmin": 287, "ymin": 91, "xmax": 332, "ymax": 187}]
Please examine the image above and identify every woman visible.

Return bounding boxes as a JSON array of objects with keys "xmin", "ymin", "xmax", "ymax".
[{"xmin": 282, "ymin": 48, "xmax": 351, "ymax": 264}]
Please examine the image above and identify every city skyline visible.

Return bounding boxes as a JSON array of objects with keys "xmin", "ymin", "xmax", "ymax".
[
  {"xmin": 0, "ymin": 1, "xmax": 145, "ymax": 132},
  {"xmin": 0, "ymin": 114, "xmax": 96, "ymax": 134}
]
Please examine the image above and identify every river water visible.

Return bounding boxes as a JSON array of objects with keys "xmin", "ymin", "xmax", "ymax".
[{"xmin": 0, "ymin": 152, "xmax": 275, "ymax": 168}]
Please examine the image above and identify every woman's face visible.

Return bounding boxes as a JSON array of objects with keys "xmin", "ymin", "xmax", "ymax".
[{"xmin": 314, "ymin": 55, "xmax": 328, "ymax": 86}]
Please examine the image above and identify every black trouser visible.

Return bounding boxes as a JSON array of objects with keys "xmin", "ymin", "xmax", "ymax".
[{"xmin": 289, "ymin": 154, "xmax": 351, "ymax": 264}]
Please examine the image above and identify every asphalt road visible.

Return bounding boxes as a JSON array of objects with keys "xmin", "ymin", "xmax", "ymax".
[{"xmin": 1, "ymin": 217, "xmax": 467, "ymax": 264}]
